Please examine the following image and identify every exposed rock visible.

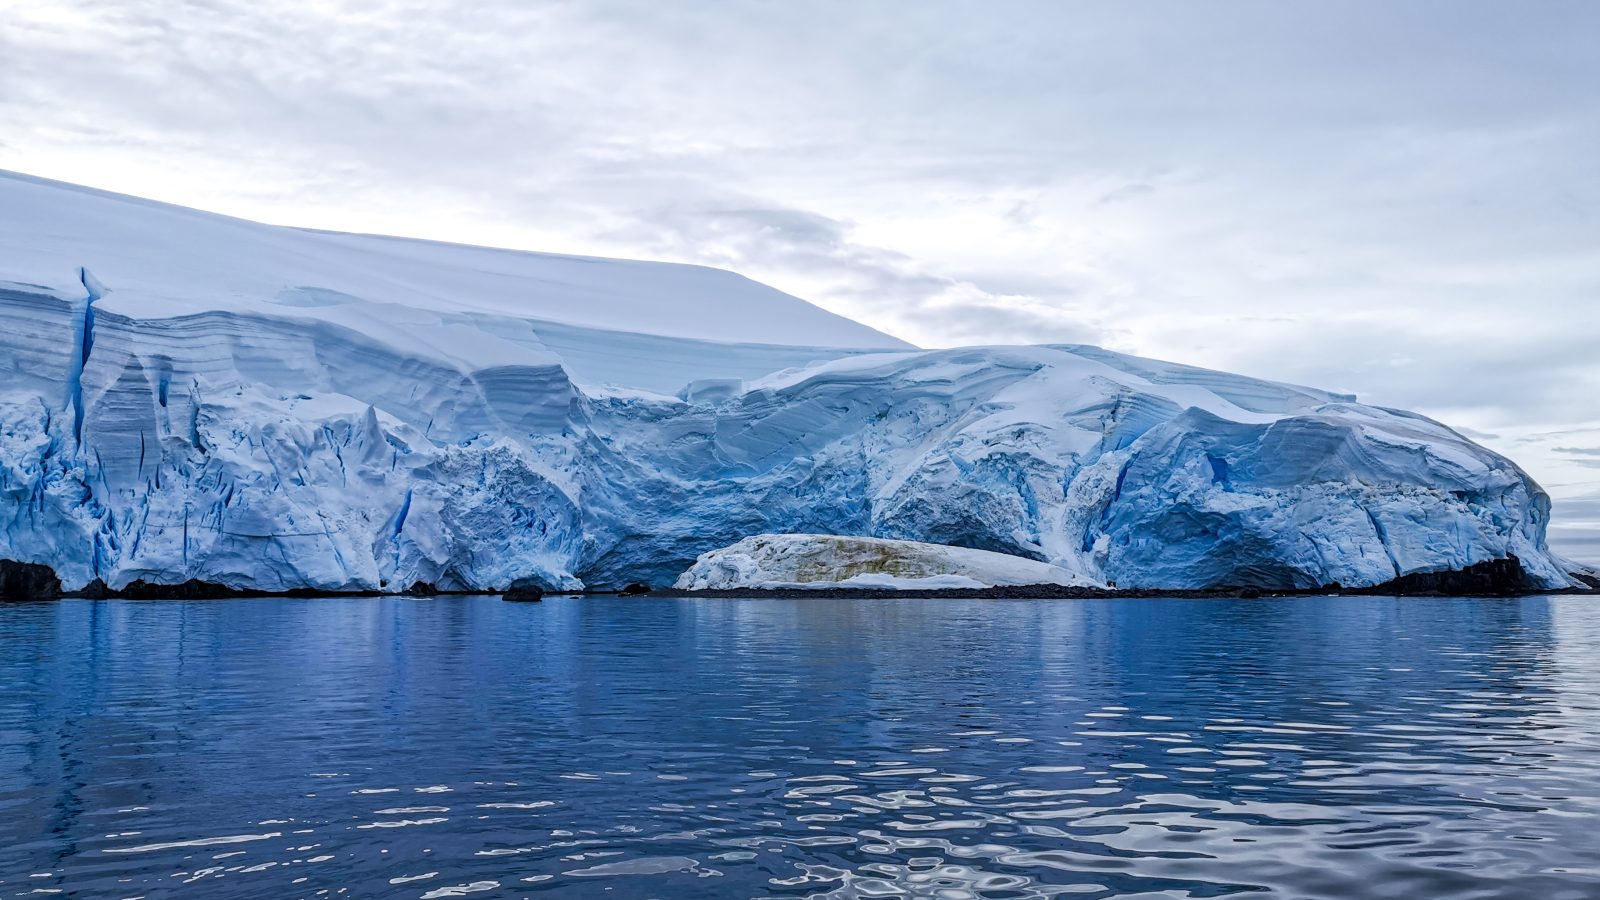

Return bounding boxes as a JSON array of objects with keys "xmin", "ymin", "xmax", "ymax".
[
  {"xmin": 0, "ymin": 559, "xmax": 62, "ymax": 599},
  {"xmin": 109, "ymin": 579, "xmax": 253, "ymax": 600},
  {"xmin": 76, "ymin": 579, "xmax": 111, "ymax": 599},
  {"xmin": 618, "ymin": 582, "xmax": 652, "ymax": 596},
  {"xmin": 1353, "ymin": 556, "xmax": 1533, "ymax": 596},
  {"xmin": 503, "ymin": 581, "xmax": 544, "ymax": 602}
]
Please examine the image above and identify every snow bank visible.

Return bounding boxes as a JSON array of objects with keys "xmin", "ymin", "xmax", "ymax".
[{"xmin": 674, "ymin": 534, "xmax": 1096, "ymax": 590}]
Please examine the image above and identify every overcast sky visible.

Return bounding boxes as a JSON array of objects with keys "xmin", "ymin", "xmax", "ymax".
[{"xmin": 2, "ymin": 0, "xmax": 1597, "ymax": 560}]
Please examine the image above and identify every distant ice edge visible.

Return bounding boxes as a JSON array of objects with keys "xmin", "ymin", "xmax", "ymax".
[{"xmin": 0, "ymin": 281, "xmax": 1573, "ymax": 593}]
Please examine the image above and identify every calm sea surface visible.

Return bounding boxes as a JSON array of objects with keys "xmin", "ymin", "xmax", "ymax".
[{"xmin": 3, "ymin": 594, "xmax": 1600, "ymax": 899}]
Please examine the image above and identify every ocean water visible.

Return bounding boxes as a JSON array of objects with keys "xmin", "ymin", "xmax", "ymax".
[{"xmin": 2, "ymin": 594, "xmax": 1599, "ymax": 899}]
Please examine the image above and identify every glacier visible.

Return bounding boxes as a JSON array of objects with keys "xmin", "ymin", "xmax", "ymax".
[{"xmin": 0, "ymin": 170, "xmax": 1579, "ymax": 593}]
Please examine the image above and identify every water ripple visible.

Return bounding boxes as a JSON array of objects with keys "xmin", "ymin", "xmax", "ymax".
[{"xmin": 2, "ymin": 594, "xmax": 1599, "ymax": 898}]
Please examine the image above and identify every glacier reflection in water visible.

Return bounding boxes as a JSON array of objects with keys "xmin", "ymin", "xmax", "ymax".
[{"xmin": 2, "ymin": 594, "xmax": 1600, "ymax": 898}]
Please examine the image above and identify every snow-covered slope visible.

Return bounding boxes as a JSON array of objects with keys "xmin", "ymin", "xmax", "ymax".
[
  {"xmin": 0, "ymin": 171, "xmax": 1575, "ymax": 592},
  {"xmin": 675, "ymin": 534, "xmax": 1097, "ymax": 590},
  {"xmin": 0, "ymin": 171, "xmax": 909, "ymax": 397}
]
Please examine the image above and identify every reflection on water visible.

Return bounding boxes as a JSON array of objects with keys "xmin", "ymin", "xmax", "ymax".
[{"xmin": 2, "ymin": 594, "xmax": 1599, "ymax": 898}]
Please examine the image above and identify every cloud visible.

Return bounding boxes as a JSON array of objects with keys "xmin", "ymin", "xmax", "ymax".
[
  {"xmin": 594, "ymin": 194, "xmax": 1110, "ymax": 347},
  {"xmin": 1550, "ymin": 493, "xmax": 1600, "ymax": 565}
]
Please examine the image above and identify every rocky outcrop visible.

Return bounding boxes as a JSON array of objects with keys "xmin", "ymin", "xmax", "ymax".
[
  {"xmin": 502, "ymin": 579, "xmax": 545, "ymax": 602},
  {"xmin": 1351, "ymin": 556, "xmax": 1535, "ymax": 596},
  {"xmin": 0, "ymin": 560, "xmax": 61, "ymax": 599}
]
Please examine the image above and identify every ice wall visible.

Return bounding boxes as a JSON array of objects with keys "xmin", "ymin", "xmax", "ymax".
[{"xmin": 0, "ymin": 171, "xmax": 1574, "ymax": 592}]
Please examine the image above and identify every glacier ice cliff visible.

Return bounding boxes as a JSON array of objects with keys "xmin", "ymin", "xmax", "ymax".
[{"xmin": 0, "ymin": 170, "xmax": 1578, "ymax": 593}]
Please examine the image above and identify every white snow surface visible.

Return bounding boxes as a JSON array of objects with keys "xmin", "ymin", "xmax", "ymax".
[
  {"xmin": 674, "ymin": 534, "xmax": 1096, "ymax": 591},
  {"xmin": 0, "ymin": 171, "xmax": 1576, "ymax": 592}
]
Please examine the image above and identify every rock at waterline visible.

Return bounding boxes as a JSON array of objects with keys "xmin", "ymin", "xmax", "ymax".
[
  {"xmin": 503, "ymin": 583, "xmax": 544, "ymax": 602},
  {"xmin": 0, "ymin": 560, "xmax": 62, "ymax": 599}
]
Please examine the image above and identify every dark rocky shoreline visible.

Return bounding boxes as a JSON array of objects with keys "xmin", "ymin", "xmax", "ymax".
[{"xmin": 2, "ymin": 555, "xmax": 1592, "ymax": 601}]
